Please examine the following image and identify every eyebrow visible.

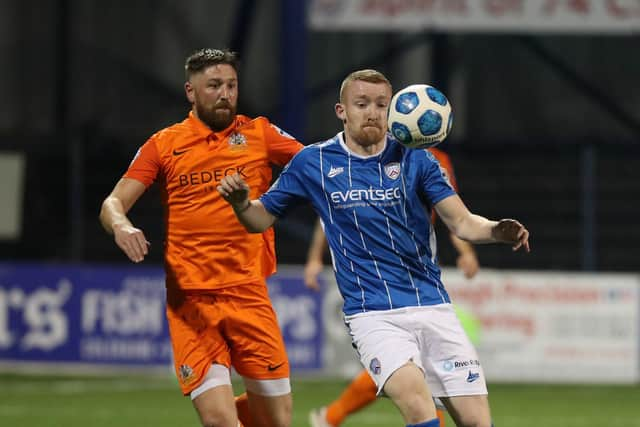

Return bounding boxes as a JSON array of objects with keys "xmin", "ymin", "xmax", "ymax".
[{"xmin": 206, "ymin": 77, "xmax": 237, "ymax": 83}]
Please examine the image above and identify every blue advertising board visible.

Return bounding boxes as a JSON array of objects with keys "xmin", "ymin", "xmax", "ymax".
[
  {"xmin": 0, "ymin": 264, "xmax": 323, "ymax": 372},
  {"xmin": 267, "ymin": 267, "xmax": 324, "ymax": 372}
]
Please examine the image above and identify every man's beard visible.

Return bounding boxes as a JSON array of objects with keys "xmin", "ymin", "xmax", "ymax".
[
  {"xmin": 353, "ymin": 124, "xmax": 384, "ymax": 146},
  {"xmin": 196, "ymin": 101, "xmax": 237, "ymax": 131}
]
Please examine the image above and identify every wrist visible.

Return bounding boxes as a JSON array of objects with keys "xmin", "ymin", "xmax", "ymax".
[
  {"xmin": 111, "ymin": 221, "xmax": 128, "ymax": 233},
  {"xmin": 235, "ymin": 200, "xmax": 251, "ymax": 213}
]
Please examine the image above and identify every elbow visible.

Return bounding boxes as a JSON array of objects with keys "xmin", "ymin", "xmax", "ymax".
[
  {"xmin": 238, "ymin": 217, "xmax": 271, "ymax": 234},
  {"xmin": 98, "ymin": 199, "xmax": 110, "ymax": 230},
  {"xmin": 245, "ymin": 224, "xmax": 267, "ymax": 234}
]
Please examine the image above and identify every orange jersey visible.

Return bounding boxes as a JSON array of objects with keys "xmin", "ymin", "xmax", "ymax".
[
  {"xmin": 125, "ymin": 112, "xmax": 303, "ymax": 291},
  {"xmin": 428, "ymin": 147, "xmax": 458, "ymax": 223}
]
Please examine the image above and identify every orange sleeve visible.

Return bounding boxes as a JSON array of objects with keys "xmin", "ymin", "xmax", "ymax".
[
  {"xmin": 429, "ymin": 148, "xmax": 458, "ymax": 192},
  {"xmin": 123, "ymin": 134, "xmax": 162, "ymax": 187},
  {"xmin": 261, "ymin": 119, "xmax": 304, "ymax": 165},
  {"xmin": 428, "ymin": 148, "xmax": 459, "ymax": 224}
]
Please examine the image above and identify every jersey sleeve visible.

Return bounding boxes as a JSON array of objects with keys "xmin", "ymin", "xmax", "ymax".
[
  {"xmin": 262, "ymin": 120, "xmax": 304, "ymax": 166},
  {"xmin": 260, "ymin": 149, "xmax": 310, "ymax": 217},
  {"xmin": 123, "ymin": 134, "xmax": 162, "ymax": 187},
  {"xmin": 420, "ymin": 149, "xmax": 457, "ymax": 205}
]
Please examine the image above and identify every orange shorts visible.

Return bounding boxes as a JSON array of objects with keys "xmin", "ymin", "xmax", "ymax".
[{"xmin": 166, "ymin": 282, "xmax": 289, "ymax": 395}]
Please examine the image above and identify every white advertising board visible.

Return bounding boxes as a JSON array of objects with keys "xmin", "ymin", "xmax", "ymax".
[
  {"xmin": 309, "ymin": 0, "xmax": 640, "ymax": 33},
  {"xmin": 442, "ymin": 268, "xmax": 640, "ymax": 383}
]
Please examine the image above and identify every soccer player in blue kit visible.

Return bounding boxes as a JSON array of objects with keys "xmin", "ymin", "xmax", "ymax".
[{"xmin": 218, "ymin": 69, "xmax": 530, "ymax": 427}]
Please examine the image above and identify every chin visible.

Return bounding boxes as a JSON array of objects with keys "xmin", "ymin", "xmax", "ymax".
[{"xmin": 361, "ymin": 129, "xmax": 384, "ymax": 144}]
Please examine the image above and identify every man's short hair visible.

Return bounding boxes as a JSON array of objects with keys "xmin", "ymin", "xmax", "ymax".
[
  {"xmin": 185, "ymin": 48, "xmax": 239, "ymax": 81},
  {"xmin": 339, "ymin": 69, "xmax": 392, "ymax": 102}
]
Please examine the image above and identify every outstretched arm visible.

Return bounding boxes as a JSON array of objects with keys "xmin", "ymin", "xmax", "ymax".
[
  {"xmin": 448, "ymin": 233, "xmax": 480, "ymax": 279},
  {"xmin": 435, "ymin": 195, "xmax": 530, "ymax": 252},
  {"xmin": 304, "ymin": 220, "xmax": 327, "ymax": 291},
  {"xmin": 217, "ymin": 173, "xmax": 277, "ymax": 233},
  {"xmin": 100, "ymin": 178, "xmax": 150, "ymax": 263}
]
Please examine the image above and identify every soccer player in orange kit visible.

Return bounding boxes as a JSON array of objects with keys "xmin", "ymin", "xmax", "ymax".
[
  {"xmin": 99, "ymin": 48, "xmax": 303, "ymax": 427},
  {"xmin": 305, "ymin": 148, "xmax": 479, "ymax": 427}
]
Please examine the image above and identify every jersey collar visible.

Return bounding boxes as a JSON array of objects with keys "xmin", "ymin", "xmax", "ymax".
[{"xmin": 337, "ymin": 132, "xmax": 387, "ymax": 159}]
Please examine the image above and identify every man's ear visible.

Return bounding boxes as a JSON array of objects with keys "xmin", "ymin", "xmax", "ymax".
[
  {"xmin": 185, "ymin": 81, "xmax": 195, "ymax": 103},
  {"xmin": 335, "ymin": 103, "xmax": 346, "ymax": 123}
]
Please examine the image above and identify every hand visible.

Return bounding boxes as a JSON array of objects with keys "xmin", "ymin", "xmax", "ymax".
[
  {"xmin": 217, "ymin": 173, "xmax": 250, "ymax": 210},
  {"xmin": 113, "ymin": 223, "xmax": 150, "ymax": 263},
  {"xmin": 304, "ymin": 259, "xmax": 324, "ymax": 291},
  {"xmin": 492, "ymin": 219, "xmax": 530, "ymax": 252},
  {"xmin": 456, "ymin": 252, "xmax": 479, "ymax": 279}
]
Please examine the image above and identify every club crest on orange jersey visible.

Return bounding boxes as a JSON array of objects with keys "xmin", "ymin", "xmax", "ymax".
[{"xmin": 228, "ymin": 132, "xmax": 247, "ymax": 150}]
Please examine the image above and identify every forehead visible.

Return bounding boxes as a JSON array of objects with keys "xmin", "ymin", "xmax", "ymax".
[
  {"xmin": 343, "ymin": 80, "xmax": 391, "ymax": 100},
  {"xmin": 193, "ymin": 63, "xmax": 237, "ymax": 81}
]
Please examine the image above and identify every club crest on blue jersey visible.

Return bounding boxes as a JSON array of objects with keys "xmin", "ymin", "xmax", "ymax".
[{"xmin": 384, "ymin": 162, "xmax": 401, "ymax": 180}]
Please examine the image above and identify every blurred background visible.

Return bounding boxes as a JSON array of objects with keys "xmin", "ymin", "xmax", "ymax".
[{"xmin": 0, "ymin": 1, "xmax": 639, "ymax": 426}]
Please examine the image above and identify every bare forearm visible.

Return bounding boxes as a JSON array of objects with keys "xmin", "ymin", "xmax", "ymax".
[
  {"xmin": 436, "ymin": 196, "xmax": 529, "ymax": 252},
  {"xmin": 100, "ymin": 196, "xmax": 133, "ymax": 235},
  {"xmin": 233, "ymin": 200, "xmax": 276, "ymax": 233},
  {"xmin": 307, "ymin": 220, "xmax": 327, "ymax": 262},
  {"xmin": 452, "ymin": 214, "xmax": 530, "ymax": 252},
  {"xmin": 451, "ymin": 213, "xmax": 498, "ymax": 244}
]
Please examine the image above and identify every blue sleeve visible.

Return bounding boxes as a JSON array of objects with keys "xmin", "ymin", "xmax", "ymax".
[
  {"xmin": 260, "ymin": 149, "xmax": 310, "ymax": 217},
  {"xmin": 420, "ymin": 149, "xmax": 457, "ymax": 205}
]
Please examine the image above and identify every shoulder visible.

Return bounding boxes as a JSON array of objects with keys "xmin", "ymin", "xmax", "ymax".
[
  {"xmin": 237, "ymin": 115, "xmax": 274, "ymax": 131},
  {"xmin": 279, "ymin": 137, "xmax": 335, "ymax": 172},
  {"xmin": 251, "ymin": 116, "xmax": 298, "ymax": 139},
  {"xmin": 299, "ymin": 135, "xmax": 341, "ymax": 158},
  {"xmin": 148, "ymin": 117, "xmax": 194, "ymax": 146}
]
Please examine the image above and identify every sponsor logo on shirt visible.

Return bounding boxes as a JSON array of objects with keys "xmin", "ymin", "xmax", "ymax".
[
  {"xmin": 173, "ymin": 148, "xmax": 190, "ymax": 156},
  {"xmin": 178, "ymin": 166, "xmax": 248, "ymax": 186},
  {"xmin": 330, "ymin": 187, "xmax": 402, "ymax": 204},
  {"xmin": 327, "ymin": 166, "xmax": 344, "ymax": 178}
]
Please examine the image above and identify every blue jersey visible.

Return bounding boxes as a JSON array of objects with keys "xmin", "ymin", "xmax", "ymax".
[{"xmin": 261, "ymin": 133, "xmax": 457, "ymax": 315}]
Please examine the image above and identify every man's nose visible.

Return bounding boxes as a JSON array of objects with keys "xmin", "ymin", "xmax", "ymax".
[{"xmin": 219, "ymin": 86, "xmax": 230, "ymax": 100}]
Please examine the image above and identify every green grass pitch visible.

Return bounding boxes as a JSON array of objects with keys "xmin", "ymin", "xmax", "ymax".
[{"xmin": 0, "ymin": 374, "xmax": 638, "ymax": 426}]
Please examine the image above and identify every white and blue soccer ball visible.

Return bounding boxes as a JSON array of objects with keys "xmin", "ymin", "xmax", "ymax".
[{"xmin": 388, "ymin": 84, "xmax": 453, "ymax": 149}]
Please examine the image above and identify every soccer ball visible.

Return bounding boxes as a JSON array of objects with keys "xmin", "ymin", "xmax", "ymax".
[{"xmin": 388, "ymin": 84, "xmax": 453, "ymax": 149}]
